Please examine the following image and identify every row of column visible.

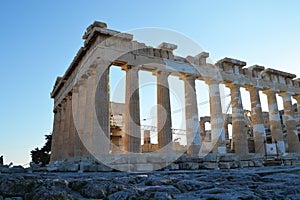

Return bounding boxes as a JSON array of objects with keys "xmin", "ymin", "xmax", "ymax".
[
  {"xmin": 226, "ymin": 83, "xmax": 300, "ymax": 154},
  {"xmin": 51, "ymin": 64, "xmax": 300, "ymax": 163}
]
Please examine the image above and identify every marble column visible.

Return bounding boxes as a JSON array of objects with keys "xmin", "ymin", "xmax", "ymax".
[
  {"xmin": 155, "ymin": 70, "xmax": 172, "ymax": 151},
  {"xmin": 123, "ymin": 65, "xmax": 141, "ymax": 153},
  {"xmin": 208, "ymin": 80, "xmax": 226, "ymax": 154},
  {"xmin": 67, "ymin": 93, "xmax": 74, "ymax": 159},
  {"xmin": 183, "ymin": 75, "xmax": 201, "ymax": 154},
  {"xmin": 94, "ymin": 64, "xmax": 110, "ymax": 155},
  {"xmin": 50, "ymin": 106, "xmax": 61, "ymax": 163},
  {"xmin": 228, "ymin": 83, "xmax": 248, "ymax": 154},
  {"xmin": 83, "ymin": 68, "xmax": 97, "ymax": 156},
  {"xmin": 71, "ymin": 84, "xmax": 81, "ymax": 159},
  {"xmin": 280, "ymin": 92, "xmax": 300, "ymax": 152},
  {"xmin": 247, "ymin": 86, "xmax": 266, "ymax": 154},
  {"xmin": 264, "ymin": 89, "xmax": 285, "ymax": 154},
  {"xmin": 199, "ymin": 120, "xmax": 206, "ymax": 143},
  {"xmin": 294, "ymin": 94, "xmax": 300, "ymax": 133},
  {"xmin": 76, "ymin": 75, "xmax": 88, "ymax": 157},
  {"xmin": 57, "ymin": 99, "xmax": 66, "ymax": 160},
  {"xmin": 63, "ymin": 94, "xmax": 72, "ymax": 160},
  {"xmin": 224, "ymin": 122, "xmax": 229, "ymax": 141}
]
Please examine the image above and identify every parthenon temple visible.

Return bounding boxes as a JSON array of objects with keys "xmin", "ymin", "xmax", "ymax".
[{"xmin": 50, "ymin": 21, "xmax": 300, "ymax": 170}]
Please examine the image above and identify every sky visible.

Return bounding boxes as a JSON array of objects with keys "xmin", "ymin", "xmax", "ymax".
[{"xmin": 0, "ymin": 0, "xmax": 300, "ymax": 166}]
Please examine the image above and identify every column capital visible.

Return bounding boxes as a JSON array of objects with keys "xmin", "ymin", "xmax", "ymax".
[
  {"xmin": 67, "ymin": 93, "xmax": 72, "ymax": 101},
  {"xmin": 60, "ymin": 98, "xmax": 67, "ymax": 109},
  {"xmin": 180, "ymin": 73, "xmax": 196, "ymax": 81},
  {"xmin": 205, "ymin": 78, "xmax": 221, "ymax": 85},
  {"xmin": 77, "ymin": 74, "xmax": 88, "ymax": 86},
  {"xmin": 86, "ymin": 67, "xmax": 96, "ymax": 77},
  {"xmin": 72, "ymin": 84, "xmax": 79, "ymax": 93},
  {"xmin": 278, "ymin": 91, "xmax": 295, "ymax": 98},
  {"xmin": 225, "ymin": 82, "xmax": 241, "ymax": 89},
  {"xmin": 53, "ymin": 106, "xmax": 61, "ymax": 114},
  {"xmin": 293, "ymin": 94, "xmax": 300, "ymax": 102},
  {"xmin": 152, "ymin": 70, "xmax": 170, "ymax": 77},
  {"xmin": 121, "ymin": 64, "xmax": 139, "ymax": 72},
  {"xmin": 262, "ymin": 88, "xmax": 279, "ymax": 95}
]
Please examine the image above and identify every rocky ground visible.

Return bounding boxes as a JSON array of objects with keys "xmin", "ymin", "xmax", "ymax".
[{"xmin": 0, "ymin": 165, "xmax": 300, "ymax": 200}]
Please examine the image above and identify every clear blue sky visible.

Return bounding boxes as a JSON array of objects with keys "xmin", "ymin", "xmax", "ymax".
[{"xmin": 0, "ymin": 0, "xmax": 300, "ymax": 165}]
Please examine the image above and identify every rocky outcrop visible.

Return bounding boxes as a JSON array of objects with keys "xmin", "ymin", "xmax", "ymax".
[{"xmin": 0, "ymin": 166, "xmax": 300, "ymax": 199}]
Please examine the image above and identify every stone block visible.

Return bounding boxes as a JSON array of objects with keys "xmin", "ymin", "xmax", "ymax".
[
  {"xmin": 202, "ymin": 154, "xmax": 217, "ymax": 162},
  {"xmin": 253, "ymin": 160, "xmax": 263, "ymax": 167},
  {"xmin": 97, "ymin": 164, "xmax": 113, "ymax": 172},
  {"xmin": 239, "ymin": 161, "xmax": 249, "ymax": 168},
  {"xmin": 136, "ymin": 164, "xmax": 154, "ymax": 172},
  {"xmin": 202, "ymin": 162, "xmax": 217, "ymax": 169},
  {"xmin": 111, "ymin": 164, "xmax": 133, "ymax": 172},
  {"xmin": 218, "ymin": 162, "xmax": 230, "ymax": 169},
  {"xmin": 218, "ymin": 154, "xmax": 239, "ymax": 162},
  {"xmin": 65, "ymin": 164, "xmax": 79, "ymax": 172},
  {"xmin": 166, "ymin": 163, "xmax": 179, "ymax": 170}
]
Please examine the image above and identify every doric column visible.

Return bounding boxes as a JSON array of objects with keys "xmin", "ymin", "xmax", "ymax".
[
  {"xmin": 227, "ymin": 83, "xmax": 248, "ymax": 154},
  {"xmin": 62, "ymin": 94, "xmax": 72, "ymax": 160},
  {"xmin": 199, "ymin": 119, "xmax": 205, "ymax": 143},
  {"xmin": 83, "ymin": 67, "xmax": 97, "ymax": 157},
  {"xmin": 50, "ymin": 106, "xmax": 61, "ymax": 163},
  {"xmin": 57, "ymin": 99, "xmax": 66, "ymax": 160},
  {"xmin": 207, "ymin": 80, "xmax": 226, "ymax": 154},
  {"xmin": 294, "ymin": 94, "xmax": 300, "ymax": 132},
  {"xmin": 122, "ymin": 65, "xmax": 141, "ymax": 153},
  {"xmin": 76, "ymin": 75, "xmax": 88, "ymax": 157},
  {"xmin": 94, "ymin": 63, "xmax": 110, "ymax": 155},
  {"xmin": 246, "ymin": 86, "xmax": 266, "ymax": 154},
  {"xmin": 224, "ymin": 121, "xmax": 229, "ymax": 141},
  {"xmin": 264, "ymin": 89, "xmax": 285, "ymax": 154},
  {"xmin": 155, "ymin": 70, "xmax": 172, "ymax": 151},
  {"xmin": 67, "ymin": 93, "xmax": 75, "ymax": 159},
  {"xmin": 72, "ymin": 84, "xmax": 81, "ymax": 159},
  {"xmin": 280, "ymin": 92, "xmax": 300, "ymax": 152},
  {"xmin": 182, "ymin": 75, "xmax": 201, "ymax": 154}
]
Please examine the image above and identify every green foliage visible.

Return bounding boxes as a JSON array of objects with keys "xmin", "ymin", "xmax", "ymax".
[{"xmin": 30, "ymin": 134, "xmax": 52, "ymax": 166}]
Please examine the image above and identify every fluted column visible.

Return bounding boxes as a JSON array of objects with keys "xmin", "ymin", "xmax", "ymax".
[
  {"xmin": 62, "ymin": 95, "xmax": 72, "ymax": 160},
  {"xmin": 67, "ymin": 93, "xmax": 75, "ymax": 159},
  {"xmin": 294, "ymin": 94, "xmax": 300, "ymax": 133},
  {"xmin": 57, "ymin": 99, "xmax": 66, "ymax": 160},
  {"xmin": 83, "ymin": 68, "xmax": 97, "ymax": 157},
  {"xmin": 155, "ymin": 70, "xmax": 172, "ymax": 151},
  {"xmin": 182, "ymin": 75, "xmax": 201, "ymax": 154},
  {"xmin": 224, "ymin": 122, "xmax": 229, "ymax": 141},
  {"xmin": 50, "ymin": 106, "xmax": 61, "ymax": 163},
  {"xmin": 72, "ymin": 84, "xmax": 81, "ymax": 159},
  {"xmin": 247, "ymin": 86, "xmax": 266, "ymax": 154},
  {"xmin": 280, "ymin": 92, "xmax": 300, "ymax": 152},
  {"xmin": 199, "ymin": 120, "xmax": 206, "ymax": 143},
  {"xmin": 208, "ymin": 80, "xmax": 226, "ymax": 154},
  {"xmin": 76, "ymin": 75, "xmax": 88, "ymax": 157},
  {"xmin": 122, "ymin": 65, "xmax": 141, "ymax": 153},
  {"xmin": 94, "ymin": 63, "xmax": 110, "ymax": 155},
  {"xmin": 228, "ymin": 83, "xmax": 248, "ymax": 154},
  {"xmin": 264, "ymin": 89, "xmax": 285, "ymax": 154}
]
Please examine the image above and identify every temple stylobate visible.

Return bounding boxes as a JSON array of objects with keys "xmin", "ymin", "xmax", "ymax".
[{"xmin": 50, "ymin": 21, "xmax": 300, "ymax": 168}]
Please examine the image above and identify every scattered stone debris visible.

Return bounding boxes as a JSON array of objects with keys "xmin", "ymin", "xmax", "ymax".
[{"xmin": 0, "ymin": 165, "xmax": 299, "ymax": 199}]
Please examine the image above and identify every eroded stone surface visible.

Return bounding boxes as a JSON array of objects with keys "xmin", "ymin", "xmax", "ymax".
[{"xmin": 0, "ymin": 166, "xmax": 300, "ymax": 199}]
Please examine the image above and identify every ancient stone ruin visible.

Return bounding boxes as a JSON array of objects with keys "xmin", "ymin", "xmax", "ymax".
[{"xmin": 49, "ymin": 21, "xmax": 300, "ymax": 172}]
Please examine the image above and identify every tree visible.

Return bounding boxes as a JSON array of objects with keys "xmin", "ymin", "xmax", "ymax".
[{"xmin": 30, "ymin": 134, "xmax": 52, "ymax": 166}]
